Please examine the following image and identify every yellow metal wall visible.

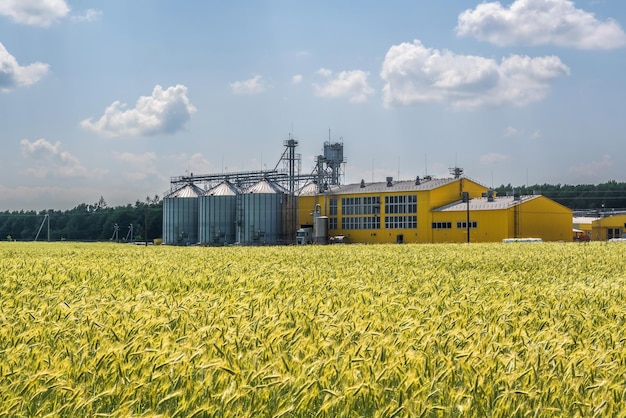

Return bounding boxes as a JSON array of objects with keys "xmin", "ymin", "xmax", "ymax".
[
  {"xmin": 298, "ymin": 178, "xmax": 488, "ymax": 244},
  {"xmin": 431, "ymin": 210, "xmax": 510, "ymax": 243},
  {"xmin": 592, "ymin": 214, "xmax": 626, "ymax": 240},
  {"xmin": 430, "ymin": 196, "xmax": 572, "ymax": 243},
  {"xmin": 508, "ymin": 196, "xmax": 572, "ymax": 241}
]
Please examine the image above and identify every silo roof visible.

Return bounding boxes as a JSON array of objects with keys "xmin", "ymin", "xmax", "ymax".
[
  {"xmin": 246, "ymin": 179, "xmax": 287, "ymax": 194},
  {"xmin": 298, "ymin": 182, "xmax": 322, "ymax": 195},
  {"xmin": 167, "ymin": 183, "xmax": 204, "ymax": 198},
  {"xmin": 207, "ymin": 181, "xmax": 240, "ymax": 196}
]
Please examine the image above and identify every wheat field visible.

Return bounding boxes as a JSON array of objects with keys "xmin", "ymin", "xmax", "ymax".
[{"xmin": 1, "ymin": 241, "xmax": 626, "ymax": 417}]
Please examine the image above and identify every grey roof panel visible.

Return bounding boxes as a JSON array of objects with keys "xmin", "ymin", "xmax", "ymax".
[
  {"xmin": 433, "ymin": 195, "xmax": 540, "ymax": 212},
  {"xmin": 299, "ymin": 178, "xmax": 459, "ymax": 196}
]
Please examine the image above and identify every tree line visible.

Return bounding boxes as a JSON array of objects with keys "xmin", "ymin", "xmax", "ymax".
[
  {"xmin": 1, "ymin": 196, "xmax": 162, "ymax": 242},
  {"xmin": 494, "ymin": 180, "xmax": 626, "ymax": 211}
]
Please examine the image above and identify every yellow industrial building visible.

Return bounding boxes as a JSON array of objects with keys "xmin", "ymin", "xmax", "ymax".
[
  {"xmin": 298, "ymin": 176, "xmax": 572, "ymax": 243},
  {"xmin": 591, "ymin": 214, "xmax": 626, "ymax": 240}
]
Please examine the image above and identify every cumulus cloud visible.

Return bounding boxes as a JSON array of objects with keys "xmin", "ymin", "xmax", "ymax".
[
  {"xmin": 504, "ymin": 126, "xmax": 520, "ymax": 137},
  {"xmin": 292, "ymin": 74, "xmax": 303, "ymax": 84},
  {"xmin": 317, "ymin": 68, "xmax": 333, "ymax": 77},
  {"xmin": 81, "ymin": 85, "xmax": 197, "ymax": 137},
  {"xmin": 0, "ymin": 42, "xmax": 49, "ymax": 92},
  {"xmin": 570, "ymin": 154, "xmax": 612, "ymax": 179},
  {"xmin": 113, "ymin": 151, "xmax": 164, "ymax": 182},
  {"xmin": 69, "ymin": 8, "xmax": 102, "ymax": 23},
  {"xmin": 0, "ymin": 0, "xmax": 69, "ymax": 27},
  {"xmin": 456, "ymin": 0, "xmax": 626, "ymax": 49},
  {"xmin": 314, "ymin": 69, "xmax": 374, "ymax": 103},
  {"xmin": 0, "ymin": 0, "xmax": 101, "ymax": 27},
  {"xmin": 20, "ymin": 138, "xmax": 91, "ymax": 177},
  {"xmin": 380, "ymin": 40, "xmax": 569, "ymax": 109},
  {"xmin": 230, "ymin": 75, "xmax": 267, "ymax": 95},
  {"xmin": 480, "ymin": 152, "xmax": 510, "ymax": 165}
]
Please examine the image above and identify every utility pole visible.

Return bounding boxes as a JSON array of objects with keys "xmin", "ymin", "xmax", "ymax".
[{"xmin": 462, "ymin": 192, "xmax": 470, "ymax": 243}]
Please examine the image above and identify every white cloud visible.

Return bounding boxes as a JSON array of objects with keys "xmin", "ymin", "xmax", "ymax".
[
  {"xmin": 292, "ymin": 74, "xmax": 303, "ymax": 84},
  {"xmin": 504, "ymin": 126, "xmax": 519, "ymax": 137},
  {"xmin": 0, "ymin": 184, "xmax": 106, "ymax": 211},
  {"xmin": 0, "ymin": 42, "xmax": 49, "ymax": 93},
  {"xmin": 317, "ymin": 68, "xmax": 333, "ymax": 77},
  {"xmin": 187, "ymin": 153, "xmax": 212, "ymax": 174},
  {"xmin": 0, "ymin": 0, "xmax": 69, "ymax": 27},
  {"xmin": 113, "ymin": 151, "xmax": 162, "ymax": 181},
  {"xmin": 69, "ymin": 8, "xmax": 102, "ymax": 23},
  {"xmin": 456, "ymin": 0, "xmax": 626, "ymax": 49},
  {"xmin": 230, "ymin": 75, "xmax": 267, "ymax": 95},
  {"xmin": 81, "ymin": 84, "xmax": 197, "ymax": 137},
  {"xmin": 113, "ymin": 151, "xmax": 156, "ymax": 166},
  {"xmin": 570, "ymin": 154, "xmax": 612, "ymax": 180},
  {"xmin": 530, "ymin": 130, "xmax": 542, "ymax": 139},
  {"xmin": 480, "ymin": 152, "xmax": 510, "ymax": 165},
  {"xmin": 380, "ymin": 40, "xmax": 569, "ymax": 109},
  {"xmin": 20, "ymin": 138, "xmax": 94, "ymax": 177},
  {"xmin": 314, "ymin": 69, "xmax": 374, "ymax": 103}
]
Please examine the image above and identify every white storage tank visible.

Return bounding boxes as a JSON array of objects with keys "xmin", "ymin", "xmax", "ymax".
[
  {"xmin": 314, "ymin": 216, "xmax": 329, "ymax": 244},
  {"xmin": 199, "ymin": 180, "xmax": 239, "ymax": 245},
  {"xmin": 162, "ymin": 183, "xmax": 203, "ymax": 245}
]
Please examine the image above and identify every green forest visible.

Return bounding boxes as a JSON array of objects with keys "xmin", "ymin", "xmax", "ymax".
[
  {"xmin": 2, "ymin": 181, "xmax": 626, "ymax": 242},
  {"xmin": 494, "ymin": 180, "xmax": 626, "ymax": 211},
  {"xmin": 1, "ymin": 196, "xmax": 162, "ymax": 242}
]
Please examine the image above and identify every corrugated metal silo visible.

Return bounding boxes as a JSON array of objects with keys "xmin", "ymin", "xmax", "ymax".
[
  {"xmin": 162, "ymin": 183, "xmax": 203, "ymax": 245},
  {"xmin": 199, "ymin": 180, "xmax": 240, "ymax": 245},
  {"xmin": 241, "ymin": 179, "xmax": 286, "ymax": 244}
]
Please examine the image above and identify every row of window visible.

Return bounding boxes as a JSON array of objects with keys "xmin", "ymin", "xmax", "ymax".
[
  {"xmin": 385, "ymin": 216, "xmax": 417, "ymax": 229},
  {"xmin": 331, "ymin": 195, "xmax": 418, "ymax": 216},
  {"xmin": 329, "ymin": 217, "xmax": 478, "ymax": 231},
  {"xmin": 457, "ymin": 221, "xmax": 478, "ymax": 229},
  {"xmin": 342, "ymin": 216, "xmax": 381, "ymax": 230},
  {"xmin": 432, "ymin": 221, "xmax": 478, "ymax": 229},
  {"xmin": 385, "ymin": 195, "xmax": 417, "ymax": 214},
  {"xmin": 341, "ymin": 196, "xmax": 381, "ymax": 215}
]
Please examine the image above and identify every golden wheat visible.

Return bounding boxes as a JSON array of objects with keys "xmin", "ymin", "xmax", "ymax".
[{"xmin": 1, "ymin": 241, "xmax": 625, "ymax": 416}]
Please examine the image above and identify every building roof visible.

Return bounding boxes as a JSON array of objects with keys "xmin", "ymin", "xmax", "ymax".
[
  {"xmin": 299, "ymin": 177, "xmax": 463, "ymax": 196},
  {"xmin": 433, "ymin": 195, "xmax": 541, "ymax": 212},
  {"xmin": 573, "ymin": 216, "xmax": 599, "ymax": 225}
]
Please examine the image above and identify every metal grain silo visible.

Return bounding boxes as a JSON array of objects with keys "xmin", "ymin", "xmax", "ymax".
[
  {"xmin": 241, "ymin": 179, "xmax": 286, "ymax": 245},
  {"xmin": 162, "ymin": 183, "xmax": 203, "ymax": 245},
  {"xmin": 199, "ymin": 180, "xmax": 240, "ymax": 245}
]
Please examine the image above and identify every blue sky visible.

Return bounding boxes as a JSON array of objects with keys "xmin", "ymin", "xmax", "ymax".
[{"xmin": 1, "ymin": 0, "xmax": 625, "ymax": 210}]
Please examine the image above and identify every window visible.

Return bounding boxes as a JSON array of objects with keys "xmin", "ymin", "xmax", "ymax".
[
  {"xmin": 384, "ymin": 215, "xmax": 417, "ymax": 229},
  {"xmin": 341, "ymin": 216, "xmax": 381, "ymax": 230},
  {"xmin": 342, "ymin": 196, "xmax": 380, "ymax": 216},
  {"xmin": 432, "ymin": 222, "xmax": 452, "ymax": 229},
  {"xmin": 329, "ymin": 198, "xmax": 338, "ymax": 216},
  {"xmin": 385, "ymin": 194, "xmax": 417, "ymax": 215},
  {"xmin": 456, "ymin": 221, "xmax": 478, "ymax": 229}
]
